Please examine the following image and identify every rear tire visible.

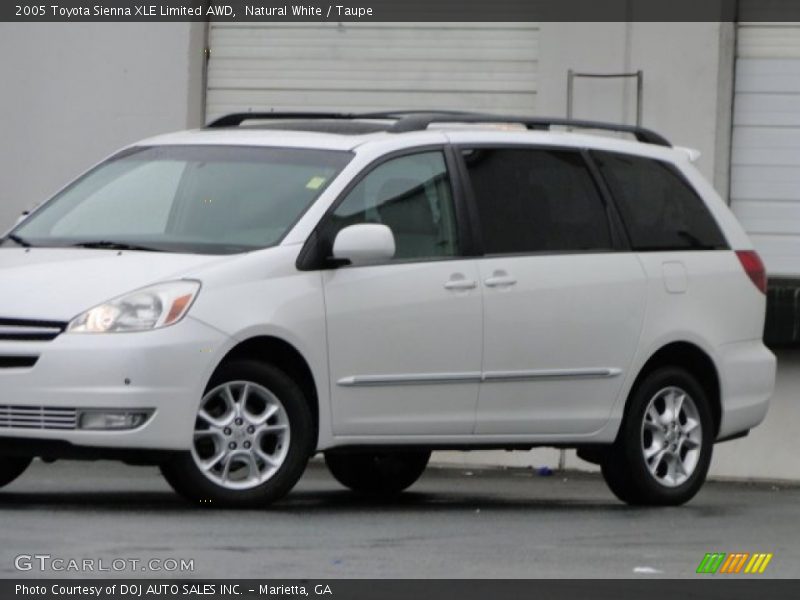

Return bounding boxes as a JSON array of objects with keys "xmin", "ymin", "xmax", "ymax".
[
  {"xmin": 325, "ymin": 450, "xmax": 431, "ymax": 495},
  {"xmin": 601, "ymin": 367, "xmax": 713, "ymax": 506},
  {"xmin": 160, "ymin": 360, "xmax": 314, "ymax": 508},
  {"xmin": 0, "ymin": 456, "xmax": 32, "ymax": 488}
]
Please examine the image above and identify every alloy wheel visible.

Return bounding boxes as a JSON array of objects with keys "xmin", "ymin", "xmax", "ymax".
[
  {"xmin": 191, "ymin": 381, "xmax": 290, "ymax": 490},
  {"xmin": 640, "ymin": 386, "xmax": 703, "ymax": 488}
]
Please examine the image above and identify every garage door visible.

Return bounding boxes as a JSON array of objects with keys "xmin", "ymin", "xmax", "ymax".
[
  {"xmin": 731, "ymin": 23, "xmax": 800, "ymax": 277},
  {"xmin": 205, "ymin": 23, "xmax": 539, "ymax": 122}
]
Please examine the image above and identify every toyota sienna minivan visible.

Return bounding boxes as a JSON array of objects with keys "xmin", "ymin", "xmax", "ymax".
[{"xmin": 0, "ymin": 111, "xmax": 776, "ymax": 506}]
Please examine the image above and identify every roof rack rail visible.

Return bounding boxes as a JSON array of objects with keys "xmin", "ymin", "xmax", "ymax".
[
  {"xmin": 206, "ymin": 112, "xmax": 361, "ymax": 128},
  {"xmin": 205, "ymin": 110, "xmax": 477, "ymax": 128},
  {"xmin": 385, "ymin": 112, "xmax": 672, "ymax": 147},
  {"xmin": 205, "ymin": 110, "xmax": 671, "ymax": 147}
]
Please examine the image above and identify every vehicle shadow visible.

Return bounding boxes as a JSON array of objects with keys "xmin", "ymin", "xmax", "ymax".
[{"xmin": 0, "ymin": 487, "xmax": 648, "ymax": 514}]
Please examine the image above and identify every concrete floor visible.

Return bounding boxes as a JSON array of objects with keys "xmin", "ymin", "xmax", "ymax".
[{"xmin": 0, "ymin": 458, "xmax": 797, "ymax": 579}]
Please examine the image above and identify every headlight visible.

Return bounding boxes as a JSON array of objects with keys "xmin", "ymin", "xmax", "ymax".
[{"xmin": 67, "ymin": 280, "xmax": 201, "ymax": 333}]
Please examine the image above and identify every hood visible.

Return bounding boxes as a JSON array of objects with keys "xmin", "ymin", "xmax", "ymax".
[{"xmin": 0, "ymin": 247, "xmax": 229, "ymax": 322}]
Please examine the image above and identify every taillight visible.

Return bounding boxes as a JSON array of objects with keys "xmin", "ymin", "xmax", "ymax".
[{"xmin": 736, "ymin": 250, "xmax": 767, "ymax": 294}]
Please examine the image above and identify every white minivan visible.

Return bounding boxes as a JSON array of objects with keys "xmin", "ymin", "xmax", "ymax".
[{"xmin": 0, "ymin": 112, "xmax": 776, "ymax": 506}]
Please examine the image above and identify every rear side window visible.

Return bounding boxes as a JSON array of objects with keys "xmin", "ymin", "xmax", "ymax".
[
  {"xmin": 592, "ymin": 151, "xmax": 728, "ymax": 251},
  {"xmin": 462, "ymin": 148, "xmax": 612, "ymax": 254}
]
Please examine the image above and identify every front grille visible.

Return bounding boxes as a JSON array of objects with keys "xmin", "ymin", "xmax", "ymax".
[
  {"xmin": 0, "ymin": 318, "xmax": 67, "ymax": 342},
  {"xmin": 0, "ymin": 356, "xmax": 38, "ymax": 369},
  {"xmin": 0, "ymin": 405, "xmax": 78, "ymax": 430}
]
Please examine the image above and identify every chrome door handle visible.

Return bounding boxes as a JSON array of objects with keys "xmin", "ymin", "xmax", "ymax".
[
  {"xmin": 484, "ymin": 274, "xmax": 517, "ymax": 288},
  {"xmin": 444, "ymin": 277, "xmax": 477, "ymax": 291}
]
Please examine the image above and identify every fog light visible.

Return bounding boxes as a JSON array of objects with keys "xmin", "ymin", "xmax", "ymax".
[{"xmin": 78, "ymin": 410, "xmax": 153, "ymax": 430}]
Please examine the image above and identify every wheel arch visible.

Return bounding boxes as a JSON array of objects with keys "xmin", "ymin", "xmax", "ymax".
[
  {"xmin": 214, "ymin": 336, "xmax": 320, "ymax": 444},
  {"xmin": 622, "ymin": 341, "xmax": 722, "ymax": 439}
]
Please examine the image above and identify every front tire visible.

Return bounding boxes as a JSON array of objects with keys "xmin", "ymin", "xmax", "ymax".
[
  {"xmin": 325, "ymin": 450, "xmax": 431, "ymax": 495},
  {"xmin": 601, "ymin": 367, "xmax": 713, "ymax": 506},
  {"xmin": 0, "ymin": 456, "xmax": 32, "ymax": 488},
  {"xmin": 160, "ymin": 360, "xmax": 314, "ymax": 508}
]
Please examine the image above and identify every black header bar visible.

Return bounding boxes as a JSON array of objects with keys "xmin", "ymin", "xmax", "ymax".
[
  {"xmin": 4, "ymin": 0, "xmax": 800, "ymax": 23},
  {"xmin": 3, "ymin": 579, "xmax": 800, "ymax": 600}
]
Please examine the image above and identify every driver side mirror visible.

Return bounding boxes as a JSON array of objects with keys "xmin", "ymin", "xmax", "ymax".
[{"xmin": 332, "ymin": 224, "xmax": 395, "ymax": 266}]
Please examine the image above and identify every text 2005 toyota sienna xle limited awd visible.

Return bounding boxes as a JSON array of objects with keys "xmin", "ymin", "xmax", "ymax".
[{"xmin": 0, "ymin": 112, "xmax": 776, "ymax": 506}]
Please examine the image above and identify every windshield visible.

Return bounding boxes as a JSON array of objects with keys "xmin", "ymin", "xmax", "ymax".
[{"xmin": 7, "ymin": 145, "xmax": 352, "ymax": 254}]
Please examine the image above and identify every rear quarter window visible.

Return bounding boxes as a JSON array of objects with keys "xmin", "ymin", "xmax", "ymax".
[{"xmin": 592, "ymin": 151, "xmax": 728, "ymax": 251}]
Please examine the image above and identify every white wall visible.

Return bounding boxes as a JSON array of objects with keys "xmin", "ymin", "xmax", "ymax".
[
  {"xmin": 0, "ymin": 22, "xmax": 205, "ymax": 230},
  {"xmin": 536, "ymin": 22, "xmax": 735, "ymax": 197}
]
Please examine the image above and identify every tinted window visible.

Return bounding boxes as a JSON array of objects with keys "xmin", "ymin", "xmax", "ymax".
[
  {"xmin": 592, "ymin": 151, "xmax": 727, "ymax": 251},
  {"xmin": 462, "ymin": 148, "xmax": 612, "ymax": 254},
  {"xmin": 327, "ymin": 152, "xmax": 459, "ymax": 260}
]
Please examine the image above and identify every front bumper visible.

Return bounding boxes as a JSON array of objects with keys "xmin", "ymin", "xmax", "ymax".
[{"xmin": 0, "ymin": 317, "xmax": 230, "ymax": 450}]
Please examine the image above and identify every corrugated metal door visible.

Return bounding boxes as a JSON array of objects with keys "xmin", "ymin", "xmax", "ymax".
[
  {"xmin": 732, "ymin": 23, "xmax": 800, "ymax": 276},
  {"xmin": 205, "ymin": 23, "xmax": 539, "ymax": 121}
]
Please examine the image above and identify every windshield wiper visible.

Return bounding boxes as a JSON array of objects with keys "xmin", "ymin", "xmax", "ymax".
[
  {"xmin": 69, "ymin": 240, "xmax": 165, "ymax": 252},
  {"xmin": 4, "ymin": 234, "xmax": 32, "ymax": 248}
]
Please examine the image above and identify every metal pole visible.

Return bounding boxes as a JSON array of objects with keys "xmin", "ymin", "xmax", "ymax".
[
  {"xmin": 566, "ymin": 71, "xmax": 644, "ymax": 126},
  {"xmin": 566, "ymin": 69, "xmax": 575, "ymax": 120},
  {"xmin": 636, "ymin": 70, "xmax": 643, "ymax": 126}
]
